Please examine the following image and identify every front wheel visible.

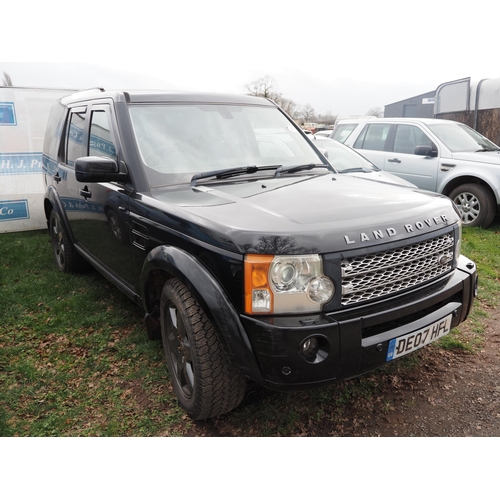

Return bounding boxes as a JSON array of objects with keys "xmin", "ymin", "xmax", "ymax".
[
  {"xmin": 449, "ymin": 183, "xmax": 496, "ymax": 227},
  {"xmin": 160, "ymin": 278, "xmax": 247, "ymax": 420}
]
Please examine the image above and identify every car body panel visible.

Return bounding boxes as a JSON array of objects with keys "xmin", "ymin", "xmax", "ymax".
[{"xmin": 42, "ymin": 90, "xmax": 477, "ymax": 400}]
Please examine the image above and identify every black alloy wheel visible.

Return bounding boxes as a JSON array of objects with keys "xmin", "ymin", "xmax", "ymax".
[{"xmin": 160, "ymin": 278, "xmax": 247, "ymax": 420}]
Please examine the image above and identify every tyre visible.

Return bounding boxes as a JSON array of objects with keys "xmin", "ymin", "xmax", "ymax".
[
  {"xmin": 160, "ymin": 278, "xmax": 247, "ymax": 420},
  {"xmin": 449, "ymin": 183, "xmax": 496, "ymax": 228},
  {"xmin": 49, "ymin": 210, "xmax": 88, "ymax": 273}
]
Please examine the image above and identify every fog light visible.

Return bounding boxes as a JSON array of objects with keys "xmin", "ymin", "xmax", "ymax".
[
  {"xmin": 299, "ymin": 335, "xmax": 330, "ymax": 364},
  {"xmin": 302, "ymin": 337, "xmax": 320, "ymax": 358}
]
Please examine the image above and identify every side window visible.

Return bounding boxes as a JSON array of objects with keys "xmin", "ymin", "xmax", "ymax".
[
  {"xmin": 331, "ymin": 124, "xmax": 357, "ymax": 144},
  {"xmin": 89, "ymin": 109, "xmax": 117, "ymax": 161},
  {"xmin": 66, "ymin": 108, "xmax": 86, "ymax": 167},
  {"xmin": 393, "ymin": 125, "xmax": 433, "ymax": 155},
  {"xmin": 353, "ymin": 123, "xmax": 391, "ymax": 151}
]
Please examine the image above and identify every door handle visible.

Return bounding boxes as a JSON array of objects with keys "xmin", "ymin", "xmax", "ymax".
[
  {"xmin": 79, "ymin": 187, "xmax": 92, "ymax": 200},
  {"xmin": 53, "ymin": 173, "xmax": 62, "ymax": 183},
  {"xmin": 388, "ymin": 158, "xmax": 401, "ymax": 163}
]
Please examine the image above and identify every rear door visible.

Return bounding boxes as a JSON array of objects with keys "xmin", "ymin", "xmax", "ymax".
[
  {"xmin": 77, "ymin": 103, "xmax": 137, "ymax": 287},
  {"xmin": 60, "ymin": 102, "xmax": 137, "ymax": 290},
  {"xmin": 350, "ymin": 122, "xmax": 391, "ymax": 168}
]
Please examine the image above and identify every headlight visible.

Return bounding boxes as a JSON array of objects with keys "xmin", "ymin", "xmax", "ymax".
[{"xmin": 244, "ymin": 254, "xmax": 335, "ymax": 314}]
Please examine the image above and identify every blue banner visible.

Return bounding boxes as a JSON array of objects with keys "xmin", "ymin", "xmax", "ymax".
[
  {"xmin": 0, "ymin": 153, "xmax": 43, "ymax": 175},
  {"xmin": 0, "ymin": 200, "xmax": 30, "ymax": 222},
  {"xmin": 0, "ymin": 102, "xmax": 16, "ymax": 125}
]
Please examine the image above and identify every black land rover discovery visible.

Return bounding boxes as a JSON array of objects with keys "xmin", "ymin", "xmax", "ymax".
[{"xmin": 42, "ymin": 89, "xmax": 477, "ymax": 419}]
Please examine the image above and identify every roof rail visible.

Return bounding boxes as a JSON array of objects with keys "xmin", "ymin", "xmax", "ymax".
[{"xmin": 72, "ymin": 87, "xmax": 106, "ymax": 96}]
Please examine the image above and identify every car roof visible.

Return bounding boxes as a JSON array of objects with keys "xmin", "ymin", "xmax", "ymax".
[
  {"xmin": 336, "ymin": 117, "xmax": 459, "ymax": 126},
  {"xmin": 60, "ymin": 88, "xmax": 274, "ymax": 106}
]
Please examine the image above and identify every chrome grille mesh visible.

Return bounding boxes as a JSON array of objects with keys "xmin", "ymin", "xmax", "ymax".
[{"xmin": 341, "ymin": 233, "xmax": 454, "ymax": 306}]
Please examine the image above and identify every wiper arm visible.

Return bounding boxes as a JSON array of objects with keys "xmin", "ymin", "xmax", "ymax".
[
  {"xmin": 274, "ymin": 163, "xmax": 333, "ymax": 178},
  {"xmin": 476, "ymin": 147, "xmax": 498, "ymax": 152},
  {"xmin": 337, "ymin": 167, "xmax": 373, "ymax": 173},
  {"xmin": 190, "ymin": 165, "xmax": 280, "ymax": 186}
]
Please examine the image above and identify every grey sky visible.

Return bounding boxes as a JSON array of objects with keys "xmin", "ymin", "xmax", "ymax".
[{"xmin": 3, "ymin": 1, "xmax": 499, "ymax": 117}]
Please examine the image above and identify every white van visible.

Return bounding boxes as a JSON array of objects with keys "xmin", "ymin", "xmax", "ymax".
[{"xmin": 0, "ymin": 87, "xmax": 74, "ymax": 233}]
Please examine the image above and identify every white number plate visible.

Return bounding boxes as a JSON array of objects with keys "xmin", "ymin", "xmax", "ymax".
[{"xmin": 386, "ymin": 314, "xmax": 452, "ymax": 361}]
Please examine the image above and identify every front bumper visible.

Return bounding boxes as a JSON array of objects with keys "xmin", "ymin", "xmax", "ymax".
[{"xmin": 240, "ymin": 255, "xmax": 477, "ymax": 391}]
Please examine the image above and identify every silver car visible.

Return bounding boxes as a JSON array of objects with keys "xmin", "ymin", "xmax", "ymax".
[{"xmin": 332, "ymin": 117, "xmax": 500, "ymax": 227}]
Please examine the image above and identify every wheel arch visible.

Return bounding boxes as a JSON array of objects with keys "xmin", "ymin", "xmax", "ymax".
[
  {"xmin": 140, "ymin": 245, "xmax": 263, "ymax": 382},
  {"xmin": 44, "ymin": 185, "xmax": 77, "ymax": 243},
  {"xmin": 441, "ymin": 175, "xmax": 497, "ymax": 202}
]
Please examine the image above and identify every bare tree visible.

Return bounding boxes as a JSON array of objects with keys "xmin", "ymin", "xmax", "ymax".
[
  {"xmin": 273, "ymin": 95, "xmax": 297, "ymax": 118},
  {"xmin": 300, "ymin": 103, "xmax": 316, "ymax": 122},
  {"xmin": 366, "ymin": 106, "xmax": 383, "ymax": 117},
  {"xmin": 245, "ymin": 75, "xmax": 277, "ymax": 98},
  {"xmin": 317, "ymin": 111, "xmax": 338, "ymax": 126},
  {"xmin": 2, "ymin": 72, "xmax": 13, "ymax": 86},
  {"xmin": 244, "ymin": 75, "xmax": 297, "ymax": 117}
]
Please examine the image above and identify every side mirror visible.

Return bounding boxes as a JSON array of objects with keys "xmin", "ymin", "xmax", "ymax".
[
  {"xmin": 414, "ymin": 145, "xmax": 437, "ymax": 157},
  {"xmin": 75, "ymin": 156, "xmax": 127, "ymax": 183}
]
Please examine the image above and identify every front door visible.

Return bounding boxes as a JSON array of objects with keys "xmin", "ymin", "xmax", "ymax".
[{"xmin": 382, "ymin": 124, "xmax": 439, "ymax": 191}]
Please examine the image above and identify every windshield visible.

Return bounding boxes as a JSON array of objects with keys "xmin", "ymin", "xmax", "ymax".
[
  {"xmin": 313, "ymin": 139, "xmax": 377, "ymax": 172},
  {"xmin": 128, "ymin": 104, "xmax": 323, "ymax": 186},
  {"xmin": 427, "ymin": 122, "xmax": 500, "ymax": 152}
]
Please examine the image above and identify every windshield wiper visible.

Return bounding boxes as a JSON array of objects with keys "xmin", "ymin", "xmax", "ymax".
[
  {"xmin": 476, "ymin": 147, "xmax": 499, "ymax": 152},
  {"xmin": 274, "ymin": 163, "xmax": 333, "ymax": 178},
  {"xmin": 337, "ymin": 167, "xmax": 373, "ymax": 173},
  {"xmin": 190, "ymin": 165, "xmax": 281, "ymax": 186}
]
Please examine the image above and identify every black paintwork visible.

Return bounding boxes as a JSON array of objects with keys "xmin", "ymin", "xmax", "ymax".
[{"xmin": 42, "ymin": 89, "xmax": 477, "ymax": 390}]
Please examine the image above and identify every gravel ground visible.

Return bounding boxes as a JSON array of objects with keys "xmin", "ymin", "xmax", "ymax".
[{"xmin": 346, "ymin": 307, "xmax": 500, "ymax": 437}]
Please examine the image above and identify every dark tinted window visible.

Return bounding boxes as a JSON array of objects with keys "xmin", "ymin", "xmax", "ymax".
[
  {"xmin": 66, "ymin": 109, "xmax": 86, "ymax": 166},
  {"xmin": 353, "ymin": 123, "xmax": 391, "ymax": 151},
  {"xmin": 393, "ymin": 124, "xmax": 432, "ymax": 154}
]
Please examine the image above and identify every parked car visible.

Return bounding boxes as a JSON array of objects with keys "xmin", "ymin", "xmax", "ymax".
[
  {"xmin": 331, "ymin": 118, "xmax": 500, "ymax": 227},
  {"xmin": 309, "ymin": 136, "xmax": 415, "ymax": 187},
  {"xmin": 42, "ymin": 90, "xmax": 477, "ymax": 419}
]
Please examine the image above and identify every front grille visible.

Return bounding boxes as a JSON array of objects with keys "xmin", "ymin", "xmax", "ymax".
[{"xmin": 341, "ymin": 233, "xmax": 454, "ymax": 306}]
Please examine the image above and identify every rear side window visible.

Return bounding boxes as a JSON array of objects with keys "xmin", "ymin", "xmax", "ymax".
[
  {"xmin": 65, "ymin": 108, "xmax": 86, "ymax": 167},
  {"xmin": 331, "ymin": 124, "xmax": 357, "ymax": 143},
  {"xmin": 353, "ymin": 123, "xmax": 391, "ymax": 151}
]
